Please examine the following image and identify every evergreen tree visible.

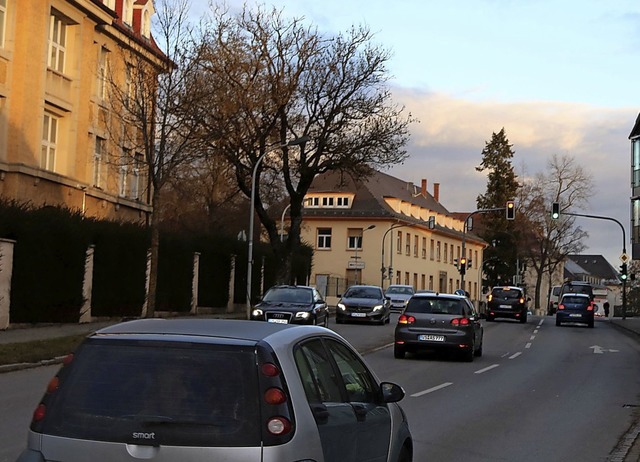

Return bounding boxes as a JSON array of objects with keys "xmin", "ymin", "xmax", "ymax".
[{"xmin": 475, "ymin": 128, "xmax": 521, "ymax": 288}]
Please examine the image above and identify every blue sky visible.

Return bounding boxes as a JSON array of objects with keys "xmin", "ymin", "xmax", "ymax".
[{"xmin": 190, "ymin": 0, "xmax": 640, "ymax": 266}]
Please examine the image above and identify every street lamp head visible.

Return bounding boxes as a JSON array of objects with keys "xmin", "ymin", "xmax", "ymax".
[
  {"xmin": 286, "ymin": 135, "xmax": 310, "ymax": 146},
  {"xmin": 366, "ymin": 224, "xmax": 376, "ymax": 230}
]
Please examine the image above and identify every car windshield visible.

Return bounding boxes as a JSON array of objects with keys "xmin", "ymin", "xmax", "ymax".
[
  {"xmin": 263, "ymin": 287, "xmax": 312, "ymax": 303},
  {"xmin": 386, "ymin": 287, "xmax": 414, "ymax": 295},
  {"xmin": 406, "ymin": 298, "xmax": 464, "ymax": 315},
  {"xmin": 344, "ymin": 287, "xmax": 382, "ymax": 299}
]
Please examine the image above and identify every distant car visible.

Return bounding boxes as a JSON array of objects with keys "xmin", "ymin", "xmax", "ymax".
[
  {"xmin": 486, "ymin": 286, "xmax": 528, "ymax": 323},
  {"xmin": 17, "ymin": 319, "xmax": 413, "ymax": 462},
  {"xmin": 556, "ymin": 293, "xmax": 595, "ymax": 328},
  {"xmin": 560, "ymin": 280, "xmax": 594, "ymax": 301},
  {"xmin": 336, "ymin": 285, "xmax": 391, "ymax": 324},
  {"xmin": 251, "ymin": 285, "xmax": 329, "ymax": 327},
  {"xmin": 548, "ymin": 285, "xmax": 561, "ymax": 315},
  {"xmin": 385, "ymin": 284, "xmax": 415, "ymax": 312},
  {"xmin": 394, "ymin": 292, "xmax": 483, "ymax": 362}
]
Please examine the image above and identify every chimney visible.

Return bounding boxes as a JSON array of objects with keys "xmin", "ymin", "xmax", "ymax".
[
  {"xmin": 433, "ymin": 183, "xmax": 440, "ymax": 202},
  {"xmin": 421, "ymin": 179, "xmax": 427, "ymax": 197}
]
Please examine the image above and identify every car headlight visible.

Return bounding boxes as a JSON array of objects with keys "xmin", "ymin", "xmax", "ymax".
[
  {"xmin": 372, "ymin": 304, "xmax": 383, "ymax": 312},
  {"xmin": 295, "ymin": 312, "xmax": 310, "ymax": 319},
  {"xmin": 337, "ymin": 303, "xmax": 346, "ymax": 311},
  {"xmin": 251, "ymin": 309, "xmax": 263, "ymax": 317}
]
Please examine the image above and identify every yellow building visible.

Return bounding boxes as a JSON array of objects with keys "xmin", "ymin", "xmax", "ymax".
[
  {"xmin": 0, "ymin": 0, "xmax": 162, "ymax": 222},
  {"xmin": 300, "ymin": 170, "xmax": 487, "ymax": 303}
]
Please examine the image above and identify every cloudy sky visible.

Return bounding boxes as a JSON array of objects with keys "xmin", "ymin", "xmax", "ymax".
[{"xmin": 192, "ymin": 0, "xmax": 639, "ymax": 266}]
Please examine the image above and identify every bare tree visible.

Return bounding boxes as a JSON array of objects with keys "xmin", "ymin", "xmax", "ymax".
[
  {"xmin": 518, "ymin": 154, "xmax": 593, "ymax": 310},
  {"xmin": 192, "ymin": 5, "xmax": 414, "ymax": 286},
  {"xmin": 107, "ymin": 0, "xmax": 209, "ymax": 316}
]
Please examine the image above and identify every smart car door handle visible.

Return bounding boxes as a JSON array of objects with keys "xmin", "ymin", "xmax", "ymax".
[
  {"xmin": 310, "ymin": 403, "xmax": 329, "ymax": 424},
  {"xmin": 351, "ymin": 404, "xmax": 367, "ymax": 422}
]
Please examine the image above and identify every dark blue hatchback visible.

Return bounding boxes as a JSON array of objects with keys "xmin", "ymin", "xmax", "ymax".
[{"xmin": 556, "ymin": 293, "xmax": 594, "ymax": 328}]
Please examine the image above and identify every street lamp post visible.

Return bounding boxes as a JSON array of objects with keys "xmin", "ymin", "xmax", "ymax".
[{"xmin": 246, "ymin": 136, "xmax": 310, "ymax": 318}]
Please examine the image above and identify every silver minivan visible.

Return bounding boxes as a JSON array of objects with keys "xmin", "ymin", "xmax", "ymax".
[{"xmin": 17, "ymin": 318, "xmax": 412, "ymax": 462}]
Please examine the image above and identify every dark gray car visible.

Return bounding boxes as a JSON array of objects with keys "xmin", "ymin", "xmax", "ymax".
[
  {"xmin": 17, "ymin": 319, "xmax": 412, "ymax": 462},
  {"xmin": 394, "ymin": 292, "xmax": 483, "ymax": 362},
  {"xmin": 336, "ymin": 285, "xmax": 391, "ymax": 324},
  {"xmin": 251, "ymin": 285, "xmax": 329, "ymax": 326}
]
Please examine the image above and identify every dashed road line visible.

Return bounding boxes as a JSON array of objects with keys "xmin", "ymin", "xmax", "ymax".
[
  {"xmin": 509, "ymin": 352, "xmax": 522, "ymax": 359},
  {"xmin": 525, "ymin": 342, "xmax": 532, "ymax": 349},
  {"xmin": 411, "ymin": 382, "xmax": 453, "ymax": 397},
  {"xmin": 475, "ymin": 364, "xmax": 500, "ymax": 374}
]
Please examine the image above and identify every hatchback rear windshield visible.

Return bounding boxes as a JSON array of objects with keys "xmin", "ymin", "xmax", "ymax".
[
  {"xmin": 40, "ymin": 339, "xmax": 261, "ymax": 447},
  {"xmin": 406, "ymin": 298, "xmax": 464, "ymax": 315},
  {"xmin": 561, "ymin": 296, "xmax": 591, "ymax": 305},
  {"xmin": 491, "ymin": 289, "xmax": 522, "ymax": 299}
]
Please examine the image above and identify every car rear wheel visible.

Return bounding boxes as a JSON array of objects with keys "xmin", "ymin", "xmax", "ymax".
[
  {"xmin": 396, "ymin": 444, "xmax": 412, "ymax": 462},
  {"xmin": 475, "ymin": 341, "xmax": 483, "ymax": 357},
  {"xmin": 520, "ymin": 314, "xmax": 528, "ymax": 324},
  {"xmin": 394, "ymin": 345, "xmax": 406, "ymax": 359}
]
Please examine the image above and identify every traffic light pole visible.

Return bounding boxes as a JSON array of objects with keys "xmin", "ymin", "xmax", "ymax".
[{"xmin": 557, "ymin": 211, "xmax": 627, "ymax": 319}]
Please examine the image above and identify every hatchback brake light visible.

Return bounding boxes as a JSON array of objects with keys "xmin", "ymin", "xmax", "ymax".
[
  {"xmin": 558, "ymin": 304, "xmax": 565, "ymax": 310},
  {"xmin": 398, "ymin": 314, "xmax": 416, "ymax": 325},
  {"xmin": 587, "ymin": 304, "xmax": 594, "ymax": 311},
  {"xmin": 451, "ymin": 318, "xmax": 470, "ymax": 326}
]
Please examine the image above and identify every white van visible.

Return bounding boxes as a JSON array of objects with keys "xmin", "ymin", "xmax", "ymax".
[{"xmin": 548, "ymin": 286, "xmax": 561, "ymax": 315}]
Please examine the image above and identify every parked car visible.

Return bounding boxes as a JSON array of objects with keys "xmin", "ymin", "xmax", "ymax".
[
  {"xmin": 486, "ymin": 286, "xmax": 528, "ymax": 323},
  {"xmin": 336, "ymin": 285, "xmax": 391, "ymax": 324},
  {"xmin": 548, "ymin": 285, "xmax": 561, "ymax": 315},
  {"xmin": 556, "ymin": 293, "xmax": 595, "ymax": 328},
  {"xmin": 251, "ymin": 285, "xmax": 329, "ymax": 327},
  {"xmin": 17, "ymin": 319, "xmax": 413, "ymax": 462},
  {"xmin": 394, "ymin": 292, "xmax": 483, "ymax": 362},
  {"xmin": 385, "ymin": 284, "xmax": 415, "ymax": 312}
]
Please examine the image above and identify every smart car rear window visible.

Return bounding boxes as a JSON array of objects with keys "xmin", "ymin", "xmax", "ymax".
[
  {"xmin": 491, "ymin": 289, "xmax": 522, "ymax": 298},
  {"xmin": 40, "ymin": 339, "xmax": 261, "ymax": 447}
]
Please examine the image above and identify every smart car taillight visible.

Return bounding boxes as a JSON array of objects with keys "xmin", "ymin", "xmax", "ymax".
[
  {"xmin": 264, "ymin": 387, "xmax": 287, "ymax": 405},
  {"xmin": 587, "ymin": 304, "xmax": 594, "ymax": 311},
  {"xmin": 46, "ymin": 376, "xmax": 60, "ymax": 394},
  {"xmin": 261, "ymin": 362, "xmax": 280, "ymax": 377},
  {"xmin": 558, "ymin": 304, "xmax": 565, "ymax": 310},
  {"xmin": 267, "ymin": 416, "xmax": 292, "ymax": 435},
  {"xmin": 32, "ymin": 404, "xmax": 46, "ymax": 423},
  {"xmin": 398, "ymin": 314, "xmax": 415, "ymax": 324}
]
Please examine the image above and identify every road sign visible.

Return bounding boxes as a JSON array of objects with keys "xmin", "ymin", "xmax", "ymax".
[
  {"xmin": 348, "ymin": 261, "xmax": 365, "ymax": 269},
  {"xmin": 620, "ymin": 253, "xmax": 629, "ymax": 263}
]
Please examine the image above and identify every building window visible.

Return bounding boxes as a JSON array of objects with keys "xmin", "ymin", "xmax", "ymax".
[
  {"xmin": 103, "ymin": 0, "xmax": 115, "ymax": 9},
  {"xmin": 322, "ymin": 197, "xmax": 334, "ymax": 207},
  {"xmin": 130, "ymin": 152, "xmax": 143, "ymax": 199},
  {"xmin": 422, "ymin": 237, "xmax": 427, "ymax": 259},
  {"xmin": 48, "ymin": 13, "xmax": 67, "ymax": 73},
  {"xmin": 97, "ymin": 47, "xmax": 109, "ymax": 100},
  {"xmin": 304, "ymin": 197, "xmax": 319, "ymax": 207},
  {"xmin": 633, "ymin": 139, "xmax": 640, "ymax": 188},
  {"xmin": 396, "ymin": 231, "xmax": 402, "ymax": 254},
  {"xmin": 142, "ymin": 9, "xmax": 151, "ymax": 37},
  {"xmin": 347, "ymin": 228, "xmax": 363, "ymax": 250},
  {"xmin": 337, "ymin": 197, "xmax": 350, "ymax": 207},
  {"xmin": 428, "ymin": 275, "xmax": 434, "ymax": 291},
  {"xmin": 404, "ymin": 272, "xmax": 409, "ymax": 285},
  {"xmin": 317, "ymin": 228, "xmax": 332, "ymax": 249},
  {"xmin": 430, "ymin": 239, "xmax": 435, "ymax": 261},
  {"xmin": 93, "ymin": 137, "xmax": 105, "ymax": 188},
  {"xmin": 436, "ymin": 241, "xmax": 441, "ymax": 261},
  {"xmin": 125, "ymin": 64, "xmax": 134, "ymax": 108},
  {"xmin": 450, "ymin": 245, "xmax": 454, "ymax": 263},
  {"xmin": 405, "ymin": 233, "xmax": 410, "ymax": 255},
  {"xmin": 122, "ymin": 0, "xmax": 134, "ymax": 26},
  {"xmin": 41, "ymin": 113, "xmax": 58, "ymax": 171},
  {"xmin": 413, "ymin": 235, "xmax": 418, "ymax": 257},
  {"xmin": 119, "ymin": 148, "xmax": 129, "ymax": 197},
  {"xmin": 421, "ymin": 274, "xmax": 425, "ymax": 290},
  {"xmin": 0, "ymin": 0, "xmax": 6, "ymax": 48}
]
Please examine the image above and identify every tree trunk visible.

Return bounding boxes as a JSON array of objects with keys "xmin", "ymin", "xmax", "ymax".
[{"xmin": 145, "ymin": 189, "xmax": 162, "ymax": 318}]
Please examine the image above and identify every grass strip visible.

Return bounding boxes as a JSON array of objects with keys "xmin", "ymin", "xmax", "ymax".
[{"xmin": 0, "ymin": 335, "xmax": 87, "ymax": 366}]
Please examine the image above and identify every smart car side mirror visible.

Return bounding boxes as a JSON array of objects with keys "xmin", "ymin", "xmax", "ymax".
[{"xmin": 380, "ymin": 382, "xmax": 405, "ymax": 403}]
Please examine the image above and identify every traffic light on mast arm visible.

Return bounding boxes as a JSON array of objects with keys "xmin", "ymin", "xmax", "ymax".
[
  {"xmin": 506, "ymin": 200, "xmax": 515, "ymax": 220},
  {"xmin": 459, "ymin": 257, "xmax": 467, "ymax": 275},
  {"xmin": 551, "ymin": 202, "xmax": 560, "ymax": 219}
]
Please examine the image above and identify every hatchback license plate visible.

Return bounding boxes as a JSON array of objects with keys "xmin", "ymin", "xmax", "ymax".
[
  {"xmin": 351, "ymin": 312, "xmax": 366, "ymax": 317},
  {"xmin": 569, "ymin": 313, "xmax": 582, "ymax": 318},
  {"xmin": 419, "ymin": 334, "xmax": 445, "ymax": 342},
  {"xmin": 268, "ymin": 318, "xmax": 288, "ymax": 324},
  {"xmin": 499, "ymin": 304, "xmax": 511, "ymax": 309}
]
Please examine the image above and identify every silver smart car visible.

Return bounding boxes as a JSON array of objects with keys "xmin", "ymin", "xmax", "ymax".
[{"xmin": 17, "ymin": 318, "xmax": 412, "ymax": 462}]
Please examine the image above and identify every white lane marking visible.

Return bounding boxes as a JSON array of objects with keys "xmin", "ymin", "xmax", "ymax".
[
  {"xmin": 475, "ymin": 364, "xmax": 500, "ymax": 374},
  {"xmin": 411, "ymin": 382, "xmax": 453, "ymax": 397},
  {"xmin": 530, "ymin": 335, "xmax": 536, "ymax": 340},
  {"xmin": 509, "ymin": 352, "xmax": 522, "ymax": 359},
  {"xmin": 534, "ymin": 329, "xmax": 539, "ymax": 334},
  {"xmin": 525, "ymin": 342, "xmax": 532, "ymax": 349},
  {"xmin": 538, "ymin": 319, "xmax": 544, "ymax": 326}
]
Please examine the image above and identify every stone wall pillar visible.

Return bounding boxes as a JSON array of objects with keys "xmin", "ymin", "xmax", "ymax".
[
  {"xmin": 191, "ymin": 252, "xmax": 200, "ymax": 315},
  {"xmin": 227, "ymin": 254, "xmax": 236, "ymax": 313},
  {"xmin": 80, "ymin": 245, "xmax": 95, "ymax": 323},
  {"xmin": 0, "ymin": 238, "xmax": 16, "ymax": 330}
]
